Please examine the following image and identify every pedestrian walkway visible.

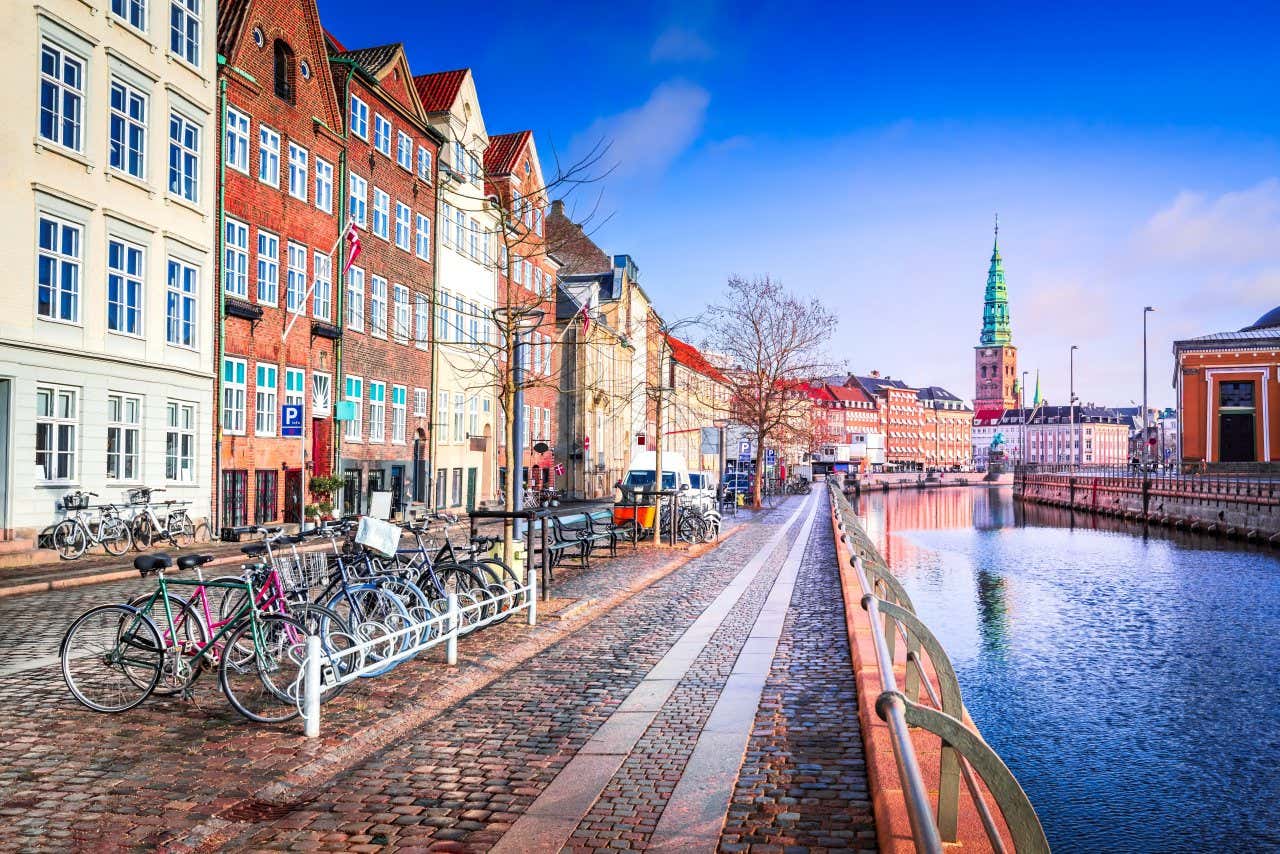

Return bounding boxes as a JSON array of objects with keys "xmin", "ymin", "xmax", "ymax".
[{"xmin": 0, "ymin": 493, "xmax": 875, "ymax": 852}]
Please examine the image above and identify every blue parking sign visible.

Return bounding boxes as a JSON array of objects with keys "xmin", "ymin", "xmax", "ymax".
[
  {"xmin": 738, "ymin": 439, "xmax": 751, "ymax": 461},
  {"xmin": 765, "ymin": 448, "xmax": 777, "ymax": 466},
  {"xmin": 281, "ymin": 404, "xmax": 304, "ymax": 437}
]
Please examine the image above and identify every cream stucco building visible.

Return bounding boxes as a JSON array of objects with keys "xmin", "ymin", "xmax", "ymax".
[{"xmin": 0, "ymin": 0, "xmax": 216, "ymax": 541}]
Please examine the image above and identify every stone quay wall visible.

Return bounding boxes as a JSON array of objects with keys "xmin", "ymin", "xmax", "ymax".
[{"xmin": 1015, "ymin": 472, "xmax": 1280, "ymax": 544}]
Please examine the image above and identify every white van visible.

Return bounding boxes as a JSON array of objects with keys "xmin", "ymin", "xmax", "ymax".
[{"xmin": 619, "ymin": 451, "xmax": 692, "ymax": 495}]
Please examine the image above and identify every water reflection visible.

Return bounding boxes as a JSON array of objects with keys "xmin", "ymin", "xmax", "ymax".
[{"xmin": 855, "ymin": 485, "xmax": 1280, "ymax": 854}]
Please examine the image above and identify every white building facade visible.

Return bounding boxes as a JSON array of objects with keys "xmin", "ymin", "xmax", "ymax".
[{"xmin": 0, "ymin": 0, "xmax": 216, "ymax": 540}]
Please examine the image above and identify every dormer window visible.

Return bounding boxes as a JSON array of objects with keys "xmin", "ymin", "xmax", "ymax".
[{"xmin": 273, "ymin": 40, "xmax": 295, "ymax": 104}]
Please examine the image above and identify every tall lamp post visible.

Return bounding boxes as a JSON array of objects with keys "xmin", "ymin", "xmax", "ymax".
[
  {"xmin": 1069, "ymin": 345, "xmax": 1079, "ymax": 467},
  {"xmin": 1143, "ymin": 306, "xmax": 1156, "ymax": 467},
  {"xmin": 1020, "ymin": 369, "xmax": 1029, "ymax": 463},
  {"xmin": 495, "ymin": 305, "xmax": 546, "ymax": 539},
  {"xmin": 713, "ymin": 417, "xmax": 729, "ymax": 495}
]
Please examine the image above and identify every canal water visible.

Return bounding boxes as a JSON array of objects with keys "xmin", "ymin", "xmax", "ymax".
[{"xmin": 856, "ymin": 485, "xmax": 1280, "ymax": 853}]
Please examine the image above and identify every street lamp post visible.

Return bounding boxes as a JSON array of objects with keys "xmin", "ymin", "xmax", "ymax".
[
  {"xmin": 1020, "ymin": 369, "xmax": 1029, "ymax": 464},
  {"xmin": 495, "ymin": 305, "xmax": 546, "ymax": 540},
  {"xmin": 1143, "ymin": 306, "xmax": 1156, "ymax": 467},
  {"xmin": 1069, "ymin": 345, "xmax": 1079, "ymax": 468},
  {"xmin": 713, "ymin": 417, "xmax": 729, "ymax": 497}
]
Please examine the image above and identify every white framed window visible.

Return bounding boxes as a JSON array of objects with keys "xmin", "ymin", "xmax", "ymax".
[
  {"xmin": 468, "ymin": 300, "xmax": 479, "ymax": 344},
  {"xmin": 442, "ymin": 202, "xmax": 454, "ymax": 246},
  {"xmin": 224, "ymin": 106, "xmax": 250, "ymax": 173},
  {"xmin": 344, "ymin": 375, "xmax": 363, "ymax": 441},
  {"xmin": 414, "ymin": 294, "xmax": 428, "ymax": 348},
  {"xmin": 414, "ymin": 213, "xmax": 431, "ymax": 260},
  {"xmin": 223, "ymin": 217, "xmax": 248, "ymax": 297},
  {"xmin": 370, "ymin": 275, "xmax": 387, "ymax": 338},
  {"xmin": 37, "ymin": 215, "xmax": 81, "ymax": 323},
  {"xmin": 373, "ymin": 114, "xmax": 391, "ymax": 156},
  {"xmin": 468, "ymin": 396, "xmax": 478, "ymax": 438},
  {"xmin": 348, "ymin": 173, "xmax": 367, "ymax": 227},
  {"xmin": 169, "ymin": 0, "xmax": 200, "ymax": 66},
  {"xmin": 368, "ymin": 381, "xmax": 386, "ymax": 443},
  {"xmin": 221, "ymin": 357, "xmax": 246, "ymax": 435},
  {"xmin": 165, "ymin": 258, "xmax": 198, "ymax": 349},
  {"xmin": 165, "ymin": 401, "xmax": 196, "ymax": 482},
  {"xmin": 453, "ymin": 209, "xmax": 465, "ymax": 253},
  {"xmin": 437, "ymin": 290, "xmax": 451, "ymax": 343},
  {"xmin": 346, "ymin": 267, "xmax": 364, "ymax": 331},
  {"xmin": 107, "ymin": 238, "xmax": 144, "ymax": 336},
  {"xmin": 396, "ymin": 131, "xmax": 412, "ymax": 170},
  {"xmin": 286, "ymin": 241, "xmax": 307, "ymax": 313},
  {"xmin": 535, "ymin": 206, "xmax": 544, "ymax": 236},
  {"xmin": 311, "ymin": 373, "xmax": 331, "ymax": 415},
  {"xmin": 39, "ymin": 42, "xmax": 85, "ymax": 153},
  {"xmin": 390, "ymin": 386, "xmax": 406, "ymax": 443},
  {"xmin": 417, "ymin": 146, "xmax": 432, "ymax": 182},
  {"xmin": 255, "ymin": 363, "xmax": 278, "ymax": 436},
  {"xmin": 348, "ymin": 94, "xmax": 368, "ymax": 140},
  {"xmin": 413, "ymin": 387, "xmax": 427, "ymax": 417},
  {"xmin": 168, "ymin": 112, "xmax": 200, "ymax": 202},
  {"xmin": 106, "ymin": 393, "xmax": 142, "ymax": 481},
  {"xmin": 452, "ymin": 294, "xmax": 465, "ymax": 340},
  {"xmin": 543, "ymin": 407, "xmax": 551, "ymax": 443},
  {"xmin": 256, "ymin": 230, "xmax": 279, "ymax": 305},
  {"xmin": 453, "ymin": 393, "xmax": 464, "ymax": 442},
  {"xmin": 372, "ymin": 188, "xmax": 389, "ymax": 239},
  {"xmin": 395, "ymin": 202, "xmax": 411, "ymax": 250},
  {"xmin": 522, "ymin": 404, "xmax": 530, "ymax": 445},
  {"xmin": 437, "ymin": 392, "xmax": 449, "ymax": 443},
  {"xmin": 111, "ymin": 0, "xmax": 146, "ymax": 32},
  {"xmin": 109, "ymin": 79, "xmax": 148, "ymax": 178},
  {"xmin": 315, "ymin": 158, "xmax": 333, "ymax": 213},
  {"xmin": 471, "ymin": 220, "xmax": 481, "ymax": 261},
  {"xmin": 312, "ymin": 251, "xmax": 331, "ymax": 320},
  {"xmin": 36, "ymin": 385, "xmax": 78, "ymax": 482},
  {"xmin": 392, "ymin": 284, "xmax": 410, "ymax": 342},
  {"xmin": 284, "ymin": 366, "xmax": 305, "ymax": 410},
  {"xmin": 287, "ymin": 142, "xmax": 308, "ymax": 201},
  {"xmin": 258, "ymin": 126, "xmax": 280, "ymax": 186}
]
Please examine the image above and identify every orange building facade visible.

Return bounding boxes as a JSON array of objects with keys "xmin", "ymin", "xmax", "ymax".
[{"xmin": 1174, "ymin": 307, "xmax": 1280, "ymax": 465}]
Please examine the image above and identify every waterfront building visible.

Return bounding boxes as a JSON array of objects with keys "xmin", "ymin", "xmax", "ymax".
[
  {"xmin": 807, "ymin": 383, "xmax": 884, "ymax": 473},
  {"xmin": 1173, "ymin": 306, "xmax": 1280, "ymax": 465},
  {"xmin": 973, "ymin": 223, "xmax": 1018, "ymax": 413},
  {"xmin": 485, "ymin": 131, "xmax": 559, "ymax": 494},
  {"xmin": 0, "ymin": 0, "xmax": 217, "ymax": 541},
  {"xmin": 215, "ymin": 0, "xmax": 345, "ymax": 529},
  {"xmin": 663, "ymin": 335, "xmax": 731, "ymax": 475},
  {"xmin": 327, "ymin": 38, "xmax": 441, "ymax": 517},
  {"xmin": 1009, "ymin": 405, "xmax": 1129, "ymax": 465},
  {"xmin": 918, "ymin": 386, "xmax": 974, "ymax": 469},
  {"xmin": 412, "ymin": 68, "xmax": 498, "ymax": 510}
]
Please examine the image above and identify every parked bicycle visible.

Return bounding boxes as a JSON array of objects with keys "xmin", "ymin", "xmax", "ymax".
[
  {"xmin": 125, "ymin": 487, "xmax": 203, "ymax": 549},
  {"xmin": 52, "ymin": 492, "xmax": 133, "ymax": 559}
]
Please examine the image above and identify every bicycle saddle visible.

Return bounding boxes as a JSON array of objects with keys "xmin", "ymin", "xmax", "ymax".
[
  {"xmin": 284, "ymin": 533, "xmax": 306, "ymax": 544},
  {"xmin": 134, "ymin": 554, "xmax": 173, "ymax": 575},
  {"xmin": 240, "ymin": 543, "xmax": 267, "ymax": 557},
  {"xmin": 176, "ymin": 553, "xmax": 215, "ymax": 570}
]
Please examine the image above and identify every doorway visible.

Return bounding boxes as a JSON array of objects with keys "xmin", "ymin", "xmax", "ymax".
[
  {"xmin": 1217, "ymin": 381, "xmax": 1257, "ymax": 463},
  {"xmin": 466, "ymin": 467, "xmax": 477, "ymax": 512},
  {"xmin": 284, "ymin": 469, "xmax": 302, "ymax": 525},
  {"xmin": 390, "ymin": 465, "xmax": 404, "ymax": 518}
]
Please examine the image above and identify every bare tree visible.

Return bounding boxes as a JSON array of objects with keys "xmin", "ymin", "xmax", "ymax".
[{"xmin": 702, "ymin": 276, "xmax": 838, "ymax": 508}]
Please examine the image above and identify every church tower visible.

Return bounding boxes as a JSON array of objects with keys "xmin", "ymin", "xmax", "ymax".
[{"xmin": 974, "ymin": 219, "xmax": 1018, "ymax": 410}]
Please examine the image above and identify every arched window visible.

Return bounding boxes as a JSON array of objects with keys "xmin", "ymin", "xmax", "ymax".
[{"xmin": 273, "ymin": 40, "xmax": 296, "ymax": 104}]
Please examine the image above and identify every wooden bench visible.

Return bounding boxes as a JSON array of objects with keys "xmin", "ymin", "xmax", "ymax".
[
  {"xmin": 541, "ymin": 514, "xmax": 590, "ymax": 569},
  {"xmin": 551, "ymin": 512, "xmax": 613, "ymax": 569},
  {"xmin": 587, "ymin": 509, "xmax": 632, "ymax": 555}
]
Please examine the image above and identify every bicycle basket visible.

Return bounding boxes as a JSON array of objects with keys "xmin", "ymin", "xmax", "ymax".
[
  {"xmin": 125, "ymin": 487, "xmax": 152, "ymax": 505},
  {"xmin": 60, "ymin": 492, "xmax": 90, "ymax": 511},
  {"xmin": 276, "ymin": 551, "xmax": 330, "ymax": 591}
]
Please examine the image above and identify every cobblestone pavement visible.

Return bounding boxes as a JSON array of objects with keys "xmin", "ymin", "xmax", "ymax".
[
  {"xmin": 719, "ymin": 501, "xmax": 877, "ymax": 852},
  {"xmin": 0, "ymin": 495, "xmax": 876, "ymax": 852}
]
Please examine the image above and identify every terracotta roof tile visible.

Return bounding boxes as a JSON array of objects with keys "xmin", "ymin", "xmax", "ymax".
[
  {"xmin": 413, "ymin": 69, "xmax": 468, "ymax": 112},
  {"xmin": 332, "ymin": 43, "xmax": 402, "ymax": 76},
  {"xmin": 216, "ymin": 0, "xmax": 251, "ymax": 58},
  {"xmin": 485, "ymin": 131, "xmax": 531, "ymax": 177},
  {"xmin": 666, "ymin": 335, "xmax": 729, "ymax": 385}
]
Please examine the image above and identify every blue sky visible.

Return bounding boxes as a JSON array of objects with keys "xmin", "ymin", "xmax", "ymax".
[{"xmin": 318, "ymin": 0, "xmax": 1280, "ymax": 408}]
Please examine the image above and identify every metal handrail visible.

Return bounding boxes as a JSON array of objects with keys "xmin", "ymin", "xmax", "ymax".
[{"xmin": 828, "ymin": 483, "xmax": 1050, "ymax": 854}]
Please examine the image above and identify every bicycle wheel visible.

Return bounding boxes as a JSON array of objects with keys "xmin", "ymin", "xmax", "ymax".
[
  {"xmin": 465, "ymin": 560, "xmax": 517, "ymax": 622},
  {"xmin": 285, "ymin": 602, "xmax": 354, "ymax": 701},
  {"xmin": 191, "ymin": 521, "xmax": 211, "ymax": 544},
  {"xmin": 53, "ymin": 520, "xmax": 87, "ymax": 560},
  {"xmin": 219, "ymin": 613, "xmax": 308, "ymax": 723},
  {"xmin": 61, "ymin": 604, "xmax": 161, "ymax": 713},
  {"xmin": 437, "ymin": 564, "xmax": 492, "ymax": 629},
  {"xmin": 131, "ymin": 516, "xmax": 155, "ymax": 549},
  {"xmin": 100, "ymin": 517, "xmax": 133, "ymax": 556},
  {"xmin": 325, "ymin": 584, "xmax": 410, "ymax": 677},
  {"xmin": 128, "ymin": 592, "xmax": 209, "ymax": 695},
  {"xmin": 174, "ymin": 516, "xmax": 196, "ymax": 547}
]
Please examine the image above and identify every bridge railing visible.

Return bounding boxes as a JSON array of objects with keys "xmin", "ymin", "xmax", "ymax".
[{"xmin": 828, "ymin": 482, "xmax": 1049, "ymax": 854}]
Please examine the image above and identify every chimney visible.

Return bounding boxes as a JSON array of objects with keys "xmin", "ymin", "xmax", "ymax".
[
  {"xmin": 550, "ymin": 199, "xmax": 565, "ymax": 218},
  {"xmin": 870, "ymin": 370, "xmax": 880, "ymax": 378}
]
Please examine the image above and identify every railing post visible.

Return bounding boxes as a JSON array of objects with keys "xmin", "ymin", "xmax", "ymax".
[
  {"xmin": 446, "ymin": 592, "xmax": 459, "ymax": 666},
  {"xmin": 527, "ymin": 565, "xmax": 537, "ymax": 626},
  {"xmin": 303, "ymin": 634, "xmax": 321, "ymax": 738}
]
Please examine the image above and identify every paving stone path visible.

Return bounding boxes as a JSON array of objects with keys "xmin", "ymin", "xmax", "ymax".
[{"xmin": 0, "ymin": 493, "xmax": 875, "ymax": 852}]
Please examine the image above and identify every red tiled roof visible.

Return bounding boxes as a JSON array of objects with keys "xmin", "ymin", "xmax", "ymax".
[
  {"xmin": 323, "ymin": 28, "xmax": 347, "ymax": 53},
  {"xmin": 666, "ymin": 335, "xmax": 729, "ymax": 385},
  {"xmin": 413, "ymin": 69, "xmax": 468, "ymax": 112},
  {"xmin": 216, "ymin": 0, "xmax": 251, "ymax": 58},
  {"xmin": 827, "ymin": 384, "xmax": 874, "ymax": 404},
  {"xmin": 974, "ymin": 405, "xmax": 1005, "ymax": 424},
  {"xmin": 485, "ymin": 131, "xmax": 531, "ymax": 177}
]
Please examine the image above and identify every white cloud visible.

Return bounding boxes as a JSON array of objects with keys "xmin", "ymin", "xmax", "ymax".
[
  {"xmin": 579, "ymin": 81, "xmax": 710, "ymax": 178},
  {"xmin": 650, "ymin": 26, "xmax": 715, "ymax": 63},
  {"xmin": 1136, "ymin": 178, "xmax": 1280, "ymax": 266}
]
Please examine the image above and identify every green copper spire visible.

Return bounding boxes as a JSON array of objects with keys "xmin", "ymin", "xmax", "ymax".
[{"xmin": 980, "ymin": 215, "xmax": 1013, "ymax": 346}]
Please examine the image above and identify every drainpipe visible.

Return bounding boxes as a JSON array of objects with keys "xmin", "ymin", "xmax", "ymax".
[
  {"xmin": 330, "ymin": 61, "xmax": 356, "ymax": 490},
  {"xmin": 427, "ymin": 142, "xmax": 443, "ymax": 511},
  {"xmin": 214, "ymin": 58, "xmax": 229, "ymax": 532}
]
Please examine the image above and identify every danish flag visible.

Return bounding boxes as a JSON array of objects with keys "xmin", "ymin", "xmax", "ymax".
[
  {"xmin": 579, "ymin": 302, "xmax": 591, "ymax": 333},
  {"xmin": 341, "ymin": 223, "xmax": 362, "ymax": 274}
]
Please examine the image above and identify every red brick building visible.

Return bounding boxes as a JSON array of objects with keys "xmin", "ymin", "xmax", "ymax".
[
  {"xmin": 485, "ymin": 131, "xmax": 559, "ymax": 493},
  {"xmin": 215, "ymin": 0, "xmax": 346, "ymax": 528},
  {"xmin": 326, "ymin": 39, "xmax": 442, "ymax": 517}
]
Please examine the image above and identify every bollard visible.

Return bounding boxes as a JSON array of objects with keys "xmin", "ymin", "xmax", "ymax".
[
  {"xmin": 445, "ymin": 592, "xmax": 459, "ymax": 666},
  {"xmin": 303, "ymin": 634, "xmax": 321, "ymax": 738},
  {"xmin": 527, "ymin": 565, "xmax": 537, "ymax": 626}
]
